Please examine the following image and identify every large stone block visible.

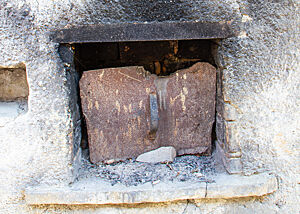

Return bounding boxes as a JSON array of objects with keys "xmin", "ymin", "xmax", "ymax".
[
  {"xmin": 0, "ymin": 68, "xmax": 29, "ymax": 101},
  {"xmin": 224, "ymin": 121, "xmax": 241, "ymax": 153},
  {"xmin": 80, "ymin": 63, "xmax": 216, "ymax": 163}
]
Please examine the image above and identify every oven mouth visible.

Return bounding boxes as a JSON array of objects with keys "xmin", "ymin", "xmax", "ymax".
[
  {"xmin": 55, "ymin": 21, "xmax": 239, "ymax": 185},
  {"xmin": 73, "ymin": 39, "xmax": 218, "ymax": 163},
  {"xmin": 73, "ymin": 40, "xmax": 217, "ymax": 76}
]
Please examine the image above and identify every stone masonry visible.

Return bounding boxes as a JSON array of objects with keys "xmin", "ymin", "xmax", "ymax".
[{"xmin": 0, "ymin": 0, "xmax": 299, "ymax": 213}]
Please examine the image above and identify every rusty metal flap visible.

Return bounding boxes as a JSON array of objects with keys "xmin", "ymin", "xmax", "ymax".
[{"xmin": 80, "ymin": 62, "xmax": 216, "ymax": 163}]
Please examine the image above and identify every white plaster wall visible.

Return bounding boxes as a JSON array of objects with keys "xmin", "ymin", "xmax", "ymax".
[{"xmin": 0, "ymin": 0, "xmax": 299, "ymax": 213}]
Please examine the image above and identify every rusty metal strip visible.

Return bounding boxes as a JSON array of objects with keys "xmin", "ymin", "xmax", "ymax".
[
  {"xmin": 51, "ymin": 21, "xmax": 236, "ymax": 43},
  {"xmin": 149, "ymin": 93, "xmax": 159, "ymax": 138}
]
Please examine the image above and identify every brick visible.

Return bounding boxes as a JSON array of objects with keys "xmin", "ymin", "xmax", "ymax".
[
  {"xmin": 223, "ymin": 103, "xmax": 238, "ymax": 121},
  {"xmin": 0, "ymin": 68, "xmax": 29, "ymax": 101},
  {"xmin": 225, "ymin": 121, "xmax": 241, "ymax": 153}
]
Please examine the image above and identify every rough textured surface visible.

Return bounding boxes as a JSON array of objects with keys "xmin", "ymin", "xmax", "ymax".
[
  {"xmin": 136, "ymin": 147, "xmax": 176, "ymax": 163},
  {"xmin": 0, "ymin": 67, "xmax": 29, "ymax": 101},
  {"xmin": 51, "ymin": 21, "xmax": 235, "ymax": 43},
  {"xmin": 80, "ymin": 63, "xmax": 215, "ymax": 162},
  {"xmin": 0, "ymin": 101, "xmax": 27, "ymax": 127},
  {"xmin": 0, "ymin": 0, "xmax": 299, "ymax": 213},
  {"xmin": 80, "ymin": 66, "xmax": 157, "ymax": 162},
  {"xmin": 154, "ymin": 63, "xmax": 215, "ymax": 156},
  {"xmin": 25, "ymin": 172, "xmax": 277, "ymax": 205},
  {"xmin": 79, "ymin": 154, "xmax": 216, "ymax": 187}
]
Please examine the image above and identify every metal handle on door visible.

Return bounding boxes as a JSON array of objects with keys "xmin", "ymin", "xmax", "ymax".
[{"xmin": 149, "ymin": 93, "xmax": 159, "ymax": 138}]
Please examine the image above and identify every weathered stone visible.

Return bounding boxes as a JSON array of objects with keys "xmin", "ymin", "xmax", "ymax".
[
  {"xmin": 80, "ymin": 63, "xmax": 216, "ymax": 163},
  {"xmin": 136, "ymin": 146, "xmax": 176, "ymax": 163},
  {"xmin": 1, "ymin": 0, "xmax": 300, "ymax": 213},
  {"xmin": 215, "ymin": 140, "xmax": 242, "ymax": 174},
  {"xmin": 0, "ymin": 68, "xmax": 29, "ymax": 101},
  {"xmin": 216, "ymin": 113, "xmax": 226, "ymax": 147},
  {"xmin": 224, "ymin": 121, "xmax": 241, "ymax": 153},
  {"xmin": 24, "ymin": 173, "xmax": 277, "ymax": 205},
  {"xmin": 223, "ymin": 103, "xmax": 238, "ymax": 121},
  {"xmin": 206, "ymin": 173, "xmax": 277, "ymax": 199}
]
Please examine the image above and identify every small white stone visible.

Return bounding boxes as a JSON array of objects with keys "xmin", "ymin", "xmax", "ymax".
[
  {"xmin": 136, "ymin": 146, "xmax": 176, "ymax": 163},
  {"xmin": 152, "ymin": 180, "xmax": 160, "ymax": 185},
  {"xmin": 194, "ymin": 172, "xmax": 204, "ymax": 177},
  {"xmin": 104, "ymin": 159, "xmax": 117, "ymax": 164}
]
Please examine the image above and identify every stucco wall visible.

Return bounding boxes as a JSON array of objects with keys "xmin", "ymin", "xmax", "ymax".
[{"xmin": 0, "ymin": 0, "xmax": 299, "ymax": 213}]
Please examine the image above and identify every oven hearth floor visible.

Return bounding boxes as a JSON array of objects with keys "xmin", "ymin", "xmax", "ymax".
[
  {"xmin": 77, "ymin": 154, "xmax": 218, "ymax": 187},
  {"xmin": 24, "ymin": 148, "xmax": 277, "ymax": 205}
]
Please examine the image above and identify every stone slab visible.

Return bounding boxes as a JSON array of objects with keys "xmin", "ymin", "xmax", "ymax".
[
  {"xmin": 25, "ymin": 173, "xmax": 277, "ymax": 205},
  {"xmin": 215, "ymin": 140, "xmax": 242, "ymax": 174},
  {"xmin": 206, "ymin": 173, "xmax": 278, "ymax": 199},
  {"xmin": 51, "ymin": 21, "xmax": 235, "ymax": 43},
  {"xmin": 0, "ymin": 68, "xmax": 29, "ymax": 101}
]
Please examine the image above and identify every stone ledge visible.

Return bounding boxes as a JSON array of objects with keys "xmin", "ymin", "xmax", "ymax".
[
  {"xmin": 25, "ymin": 173, "xmax": 277, "ymax": 205},
  {"xmin": 51, "ymin": 21, "xmax": 235, "ymax": 43},
  {"xmin": 0, "ymin": 102, "xmax": 27, "ymax": 127},
  {"xmin": 206, "ymin": 173, "xmax": 278, "ymax": 198}
]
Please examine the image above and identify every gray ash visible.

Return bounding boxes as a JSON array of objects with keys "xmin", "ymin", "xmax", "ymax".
[{"xmin": 78, "ymin": 155, "xmax": 217, "ymax": 187}]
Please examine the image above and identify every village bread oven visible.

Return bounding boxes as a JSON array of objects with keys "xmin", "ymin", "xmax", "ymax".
[
  {"xmin": 2, "ymin": 1, "xmax": 296, "ymax": 210},
  {"xmin": 52, "ymin": 21, "xmax": 241, "ymax": 170}
]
